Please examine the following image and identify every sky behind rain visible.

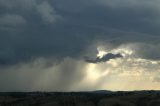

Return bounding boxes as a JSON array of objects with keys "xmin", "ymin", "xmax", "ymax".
[{"xmin": 0, "ymin": 0, "xmax": 160, "ymax": 91}]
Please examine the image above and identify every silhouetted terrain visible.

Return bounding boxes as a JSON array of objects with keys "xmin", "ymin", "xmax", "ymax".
[{"xmin": 0, "ymin": 90, "xmax": 160, "ymax": 106}]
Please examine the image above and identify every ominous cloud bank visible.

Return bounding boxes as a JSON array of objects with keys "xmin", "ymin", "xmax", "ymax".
[{"xmin": 0, "ymin": 0, "xmax": 160, "ymax": 91}]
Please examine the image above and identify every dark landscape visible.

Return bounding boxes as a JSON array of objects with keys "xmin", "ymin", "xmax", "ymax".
[{"xmin": 0, "ymin": 90, "xmax": 160, "ymax": 106}]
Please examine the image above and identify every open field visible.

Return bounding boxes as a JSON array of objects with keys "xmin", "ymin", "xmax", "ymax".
[{"xmin": 0, "ymin": 91, "xmax": 160, "ymax": 106}]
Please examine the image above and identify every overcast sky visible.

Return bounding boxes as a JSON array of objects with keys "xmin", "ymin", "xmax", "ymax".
[{"xmin": 0, "ymin": 0, "xmax": 160, "ymax": 91}]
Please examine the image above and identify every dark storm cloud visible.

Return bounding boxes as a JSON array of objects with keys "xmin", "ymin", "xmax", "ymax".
[
  {"xmin": 84, "ymin": 53, "xmax": 123, "ymax": 63},
  {"xmin": 1, "ymin": 0, "xmax": 160, "ymax": 91},
  {"xmin": 131, "ymin": 43, "xmax": 160, "ymax": 61},
  {"xmin": 0, "ymin": 14, "xmax": 26, "ymax": 31},
  {"xmin": 0, "ymin": 0, "xmax": 160, "ymax": 66}
]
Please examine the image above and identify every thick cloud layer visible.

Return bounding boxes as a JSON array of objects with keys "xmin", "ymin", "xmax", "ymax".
[
  {"xmin": 0, "ymin": 0, "xmax": 160, "ymax": 91},
  {"xmin": 0, "ymin": 0, "xmax": 160, "ymax": 65}
]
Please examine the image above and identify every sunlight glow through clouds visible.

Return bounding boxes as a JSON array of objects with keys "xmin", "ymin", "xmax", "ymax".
[
  {"xmin": 0, "ymin": 44, "xmax": 160, "ymax": 91},
  {"xmin": 84, "ymin": 44, "xmax": 160, "ymax": 91}
]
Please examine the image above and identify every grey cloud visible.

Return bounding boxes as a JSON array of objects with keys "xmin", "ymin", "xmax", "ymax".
[
  {"xmin": 2, "ymin": 0, "xmax": 160, "ymax": 92},
  {"xmin": 94, "ymin": 0, "xmax": 160, "ymax": 9},
  {"xmin": 0, "ymin": 0, "xmax": 160, "ymax": 66},
  {"xmin": 130, "ymin": 43, "xmax": 160, "ymax": 60},
  {"xmin": 0, "ymin": 0, "xmax": 60, "ymax": 23},
  {"xmin": 0, "ymin": 14, "xmax": 26, "ymax": 29},
  {"xmin": 84, "ymin": 53, "xmax": 123, "ymax": 63},
  {"xmin": 36, "ymin": 1, "xmax": 59, "ymax": 23},
  {"xmin": 0, "ymin": 0, "xmax": 36, "ymax": 10},
  {"xmin": 0, "ymin": 48, "xmax": 15, "ymax": 65}
]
